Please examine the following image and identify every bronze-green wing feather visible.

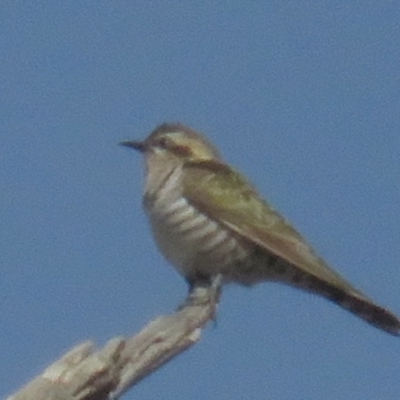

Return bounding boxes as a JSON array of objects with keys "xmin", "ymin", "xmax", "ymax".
[
  {"xmin": 183, "ymin": 160, "xmax": 361, "ymax": 294},
  {"xmin": 182, "ymin": 160, "xmax": 400, "ymax": 335}
]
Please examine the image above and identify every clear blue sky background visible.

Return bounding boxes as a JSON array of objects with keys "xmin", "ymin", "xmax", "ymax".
[{"xmin": 2, "ymin": 2, "xmax": 400, "ymax": 399}]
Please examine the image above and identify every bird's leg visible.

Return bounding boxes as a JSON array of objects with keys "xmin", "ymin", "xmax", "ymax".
[{"xmin": 178, "ymin": 273, "xmax": 223, "ymax": 313}]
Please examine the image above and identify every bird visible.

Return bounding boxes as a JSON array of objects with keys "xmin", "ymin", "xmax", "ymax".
[{"xmin": 120, "ymin": 122, "xmax": 400, "ymax": 336}]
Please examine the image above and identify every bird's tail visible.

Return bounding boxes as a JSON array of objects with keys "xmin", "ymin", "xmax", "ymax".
[{"xmin": 297, "ymin": 275, "xmax": 400, "ymax": 336}]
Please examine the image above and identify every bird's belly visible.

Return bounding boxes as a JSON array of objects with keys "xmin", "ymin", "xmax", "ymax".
[{"xmin": 146, "ymin": 196, "xmax": 249, "ymax": 280}]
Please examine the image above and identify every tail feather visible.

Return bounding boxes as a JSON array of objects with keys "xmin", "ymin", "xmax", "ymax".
[
  {"xmin": 331, "ymin": 289, "xmax": 400, "ymax": 336},
  {"xmin": 305, "ymin": 277, "xmax": 400, "ymax": 336},
  {"xmin": 241, "ymin": 250, "xmax": 400, "ymax": 335}
]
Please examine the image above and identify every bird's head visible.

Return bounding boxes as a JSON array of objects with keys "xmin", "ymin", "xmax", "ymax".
[{"xmin": 120, "ymin": 123, "xmax": 222, "ymax": 164}]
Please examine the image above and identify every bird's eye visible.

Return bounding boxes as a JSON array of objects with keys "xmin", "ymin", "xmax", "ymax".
[{"xmin": 157, "ymin": 137, "xmax": 168, "ymax": 149}]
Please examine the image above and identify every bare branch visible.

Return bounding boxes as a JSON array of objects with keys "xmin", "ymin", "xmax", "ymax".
[{"xmin": 7, "ymin": 279, "xmax": 222, "ymax": 400}]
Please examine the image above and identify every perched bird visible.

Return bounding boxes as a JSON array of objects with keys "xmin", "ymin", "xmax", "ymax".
[{"xmin": 121, "ymin": 122, "xmax": 400, "ymax": 336}]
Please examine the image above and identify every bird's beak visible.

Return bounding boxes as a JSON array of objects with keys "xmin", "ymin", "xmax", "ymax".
[{"xmin": 119, "ymin": 140, "xmax": 146, "ymax": 152}]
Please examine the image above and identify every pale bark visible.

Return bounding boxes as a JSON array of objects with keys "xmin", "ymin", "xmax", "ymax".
[{"xmin": 7, "ymin": 280, "xmax": 221, "ymax": 400}]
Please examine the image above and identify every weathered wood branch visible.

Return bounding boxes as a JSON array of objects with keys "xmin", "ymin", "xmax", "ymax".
[{"xmin": 7, "ymin": 280, "xmax": 221, "ymax": 400}]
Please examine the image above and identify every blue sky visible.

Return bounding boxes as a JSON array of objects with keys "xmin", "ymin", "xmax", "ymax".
[{"xmin": 2, "ymin": 2, "xmax": 400, "ymax": 399}]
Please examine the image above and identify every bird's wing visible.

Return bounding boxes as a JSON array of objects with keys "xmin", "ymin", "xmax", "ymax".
[{"xmin": 182, "ymin": 160, "xmax": 363, "ymax": 295}]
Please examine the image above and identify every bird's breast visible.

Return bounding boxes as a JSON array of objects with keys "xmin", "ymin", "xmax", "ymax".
[{"xmin": 143, "ymin": 168, "xmax": 250, "ymax": 280}]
